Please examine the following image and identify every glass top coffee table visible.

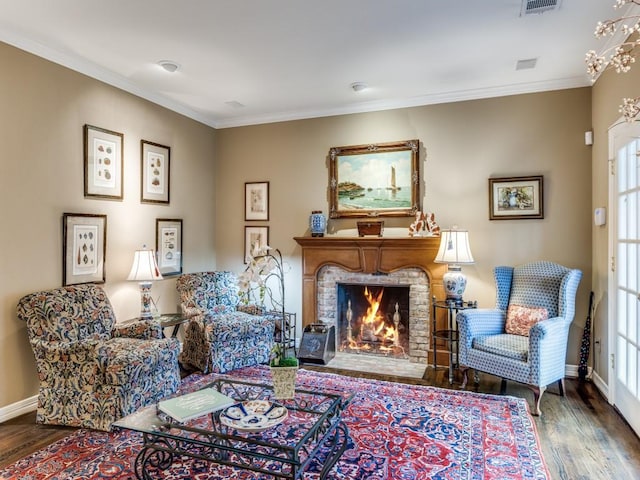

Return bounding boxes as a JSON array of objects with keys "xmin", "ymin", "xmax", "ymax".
[{"xmin": 113, "ymin": 377, "xmax": 353, "ymax": 480}]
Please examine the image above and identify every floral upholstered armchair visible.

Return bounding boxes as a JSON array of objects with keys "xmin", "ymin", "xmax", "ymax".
[
  {"xmin": 17, "ymin": 284, "xmax": 181, "ymax": 431},
  {"xmin": 176, "ymin": 271, "xmax": 275, "ymax": 374},
  {"xmin": 456, "ymin": 261, "xmax": 582, "ymax": 415}
]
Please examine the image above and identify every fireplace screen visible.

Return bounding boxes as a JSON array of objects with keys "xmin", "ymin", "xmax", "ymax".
[{"xmin": 336, "ymin": 283, "xmax": 410, "ymax": 358}]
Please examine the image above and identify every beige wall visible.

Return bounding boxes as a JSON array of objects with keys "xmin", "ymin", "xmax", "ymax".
[
  {"xmin": 0, "ymin": 42, "xmax": 217, "ymax": 411},
  {"xmin": 0, "ymin": 38, "xmax": 597, "ymax": 415},
  {"xmin": 591, "ymin": 64, "xmax": 640, "ymax": 385},
  {"xmin": 215, "ymin": 88, "xmax": 593, "ymax": 370}
]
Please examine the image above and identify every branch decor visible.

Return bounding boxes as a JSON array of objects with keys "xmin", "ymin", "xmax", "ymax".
[
  {"xmin": 238, "ymin": 245, "xmax": 297, "ymax": 368},
  {"xmin": 586, "ymin": 0, "xmax": 640, "ymax": 121}
]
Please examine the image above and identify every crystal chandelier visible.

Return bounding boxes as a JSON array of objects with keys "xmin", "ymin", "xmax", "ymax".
[{"xmin": 586, "ymin": 0, "xmax": 640, "ymax": 122}]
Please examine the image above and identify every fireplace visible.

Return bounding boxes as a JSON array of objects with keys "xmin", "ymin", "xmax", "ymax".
[
  {"xmin": 317, "ymin": 265, "xmax": 429, "ymax": 363},
  {"xmin": 337, "ymin": 283, "xmax": 410, "ymax": 358},
  {"xmin": 293, "ymin": 236, "xmax": 447, "ymax": 366}
]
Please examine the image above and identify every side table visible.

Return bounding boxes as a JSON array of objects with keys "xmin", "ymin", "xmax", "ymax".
[
  {"xmin": 432, "ymin": 297, "xmax": 477, "ymax": 384},
  {"xmin": 156, "ymin": 313, "xmax": 190, "ymax": 338}
]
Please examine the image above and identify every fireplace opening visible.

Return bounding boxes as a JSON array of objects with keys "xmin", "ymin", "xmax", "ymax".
[{"xmin": 336, "ymin": 283, "xmax": 410, "ymax": 358}]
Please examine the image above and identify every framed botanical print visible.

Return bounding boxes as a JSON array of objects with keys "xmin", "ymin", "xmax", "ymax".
[
  {"xmin": 245, "ymin": 181, "xmax": 269, "ymax": 221},
  {"xmin": 155, "ymin": 218, "xmax": 182, "ymax": 276},
  {"xmin": 141, "ymin": 140, "xmax": 170, "ymax": 204},
  {"xmin": 84, "ymin": 124, "xmax": 123, "ymax": 200},
  {"xmin": 244, "ymin": 226, "xmax": 269, "ymax": 263},
  {"xmin": 63, "ymin": 213, "xmax": 107, "ymax": 286}
]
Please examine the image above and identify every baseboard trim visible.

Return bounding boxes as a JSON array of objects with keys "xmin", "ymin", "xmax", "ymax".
[{"xmin": 0, "ymin": 395, "xmax": 37, "ymax": 423}]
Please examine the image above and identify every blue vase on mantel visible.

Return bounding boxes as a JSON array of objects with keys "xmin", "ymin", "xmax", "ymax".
[{"xmin": 310, "ymin": 211, "xmax": 326, "ymax": 237}]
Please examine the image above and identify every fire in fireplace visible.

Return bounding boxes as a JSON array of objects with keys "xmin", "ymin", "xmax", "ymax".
[{"xmin": 336, "ymin": 283, "xmax": 410, "ymax": 358}]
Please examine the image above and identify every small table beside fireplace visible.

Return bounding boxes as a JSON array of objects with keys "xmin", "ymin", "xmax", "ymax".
[{"xmin": 432, "ymin": 297, "xmax": 477, "ymax": 384}]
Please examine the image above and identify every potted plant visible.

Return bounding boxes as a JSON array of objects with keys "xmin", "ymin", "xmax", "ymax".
[{"xmin": 238, "ymin": 245, "xmax": 298, "ymax": 399}]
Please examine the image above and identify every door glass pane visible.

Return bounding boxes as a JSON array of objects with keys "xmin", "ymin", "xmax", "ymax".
[
  {"xmin": 619, "ymin": 289, "xmax": 628, "ymax": 336},
  {"xmin": 629, "ymin": 291, "xmax": 638, "ymax": 347},
  {"xmin": 619, "ymin": 336, "xmax": 628, "ymax": 384},
  {"xmin": 629, "ymin": 346, "xmax": 637, "ymax": 396},
  {"xmin": 630, "ymin": 243, "xmax": 638, "ymax": 293},
  {"xmin": 629, "ymin": 192, "xmax": 638, "ymax": 240},
  {"xmin": 619, "ymin": 147, "xmax": 628, "ymax": 192},
  {"xmin": 619, "ymin": 243, "xmax": 628, "ymax": 289},
  {"xmin": 620, "ymin": 195, "xmax": 628, "ymax": 239}
]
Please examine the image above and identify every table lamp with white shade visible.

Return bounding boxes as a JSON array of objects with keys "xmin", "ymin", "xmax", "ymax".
[
  {"xmin": 127, "ymin": 246, "xmax": 163, "ymax": 319},
  {"xmin": 434, "ymin": 228, "xmax": 475, "ymax": 303}
]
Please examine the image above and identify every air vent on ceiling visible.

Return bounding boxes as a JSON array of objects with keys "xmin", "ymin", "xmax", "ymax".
[{"xmin": 521, "ymin": 0, "xmax": 562, "ymax": 16}]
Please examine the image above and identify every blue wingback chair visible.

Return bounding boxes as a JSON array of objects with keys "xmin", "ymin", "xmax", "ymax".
[
  {"xmin": 176, "ymin": 271, "xmax": 276, "ymax": 374},
  {"xmin": 17, "ymin": 284, "xmax": 181, "ymax": 431},
  {"xmin": 456, "ymin": 261, "xmax": 582, "ymax": 415}
]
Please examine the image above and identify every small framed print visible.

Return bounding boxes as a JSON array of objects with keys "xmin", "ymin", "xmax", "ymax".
[
  {"xmin": 84, "ymin": 124, "xmax": 123, "ymax": 199},
  {"xmin": 489, "ymin": 175, "xmax": 544, "ymax": 220},
  {"xmin": 141, "ymin": 140, "xmax": 170, "ymax": 204},
  {"xmin": 156, "ymin": 218, "xmax": 182, "ymax": 276},
  {"xmin": 244, "ymin": 226, "xmax": 269, "ymax": 263},
  {"xmin": 63, "ymin": 213, "xmax": 107, "ymax": 286},
  {"xmin": 245, "ymin": 181, "xmax": 269, "ymax": 221}
]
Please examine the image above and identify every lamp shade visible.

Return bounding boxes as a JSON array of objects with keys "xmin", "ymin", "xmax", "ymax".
[
  {"xmin": 127, "ymin": 249, "xmax": 163, "ymax": 281},
  {"xmin": 434, "ymin": 229, "xmax": 475, "ymax": 266}
]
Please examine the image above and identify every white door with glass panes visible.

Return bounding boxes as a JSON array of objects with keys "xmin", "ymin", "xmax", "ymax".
[{"xmin": 609, "ymin": 121, "xmax": 640, "ymax": 437}]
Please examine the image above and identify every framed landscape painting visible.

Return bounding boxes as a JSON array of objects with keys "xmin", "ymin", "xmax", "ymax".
[
  {"xmin": 328, "ymin": 140, "xmax": 420, "ymax": 218},
  {"xmin": 488, "ymin": 175, "xmax": 544, "ymax": 220},
  {"xmin": 62, "ymin": 213, "xmax": 107, "ymax": 285}
]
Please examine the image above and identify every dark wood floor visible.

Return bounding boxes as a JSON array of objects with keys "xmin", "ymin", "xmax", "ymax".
[{"xmin": 2, "ymin": 366, "xmax": 640, "ymax": 479}]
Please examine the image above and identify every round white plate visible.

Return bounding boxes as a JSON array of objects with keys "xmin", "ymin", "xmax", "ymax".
[{"xmin": 220, "ymin": 400, "xmax": 288, "ymax": 432}]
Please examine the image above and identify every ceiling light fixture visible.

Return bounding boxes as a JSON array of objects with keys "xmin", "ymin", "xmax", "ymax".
[
  {"xmin": 158, "ymin": 60, "xmax": 180, "ymax": 73},
  {"xmin": 350, "ymin": 82, "xmax": 369, "ymax": 93}
]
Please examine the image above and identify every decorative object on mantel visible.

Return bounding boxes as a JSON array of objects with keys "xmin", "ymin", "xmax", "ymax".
[
  {"xmin": 408, "ymin": 211, "xmax": 440, "ymax": 237},
  {"xmin": 434, "ymin": 228, "xmax": 475, "ymax": 303},
  {"xmin": 357, "ymin": 220, "xmax": 384, "ymax": 237},
  {"xmin": 328, "ymin": 139, "xmax": 420, "ymax": 218},
  {"xmin": 238, "ymin": 244, "xmax": 298, "ymax": 399},
  {"xmin": 309, "ymin": 210, "xmax": 326, "ymax": 237},
  {"xmin": 586, "ymin": 0, "xmax": 640, "ymax": 122},
  {"xmin": 127, "ymin": 246, "xmax": 163, "ymax": 319}
]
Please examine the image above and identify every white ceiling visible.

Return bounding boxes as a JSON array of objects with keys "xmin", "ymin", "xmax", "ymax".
[{"xmin": 0, "ymin": 1, "xmax": 631, "ymax": 128}]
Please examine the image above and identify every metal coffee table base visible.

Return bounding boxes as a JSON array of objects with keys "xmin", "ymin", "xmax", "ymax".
[{"xmin": 133, "ymin": 420, "xmax": 350, "ymax": 479}]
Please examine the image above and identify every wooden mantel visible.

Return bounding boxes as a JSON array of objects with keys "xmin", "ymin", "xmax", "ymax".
[{"xmin": 293, "ymin": 236, "xmax": 447, "ymax": 328}]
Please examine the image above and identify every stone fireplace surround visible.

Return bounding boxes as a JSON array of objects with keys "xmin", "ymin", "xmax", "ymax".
[
  {"xmin": 318, "ymin": 265, "xmax": 429, "ymax": 363},
  {"xmin": 294, "ymin": 236, "xmax": 447, "ymax": 365}
]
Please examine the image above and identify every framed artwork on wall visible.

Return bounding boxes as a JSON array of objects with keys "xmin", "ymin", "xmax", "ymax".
[
  {"xmin": 488, "ymin": 175, "xmax": 544, "ymax": 220},
  {"xmin": 328, "ymin": 139, "xmax": 420, "ymax": 218},
  {"xmin": 141, "ymin": 140, "xmax": 170, "ymax": 204},
  {"xmin": 244, "ymin": 226, "xmax": 269, "ymax": 263},
  {"xmin": 245, "ymin": 181, "xmax": 269, "ymax": 221},
  {"xmin": 155, "ymin": 218, "xmax": 182, "ymax": 276},
  {"xmin": 84, "ymin": 124, "xmax": 123, "ymax": 200},
  {"xmin": 62, "ymin": 213, "xmax": 107, "ymax": 286}
]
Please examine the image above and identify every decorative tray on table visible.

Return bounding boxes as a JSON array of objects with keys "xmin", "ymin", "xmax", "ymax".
[{"xmin": 220, "ymin": 400, "xmax": 288, "ymax": 432}]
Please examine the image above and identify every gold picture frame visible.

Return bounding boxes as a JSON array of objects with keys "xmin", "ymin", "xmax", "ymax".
[{"xmin": 328, "ymin": 140, "xmax": 420, "ymax": 218}]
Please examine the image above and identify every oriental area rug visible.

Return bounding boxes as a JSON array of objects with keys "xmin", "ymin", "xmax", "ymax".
[{"xmin": 0, "ymin": 367, "xmax": 549, "ymax": 480}]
